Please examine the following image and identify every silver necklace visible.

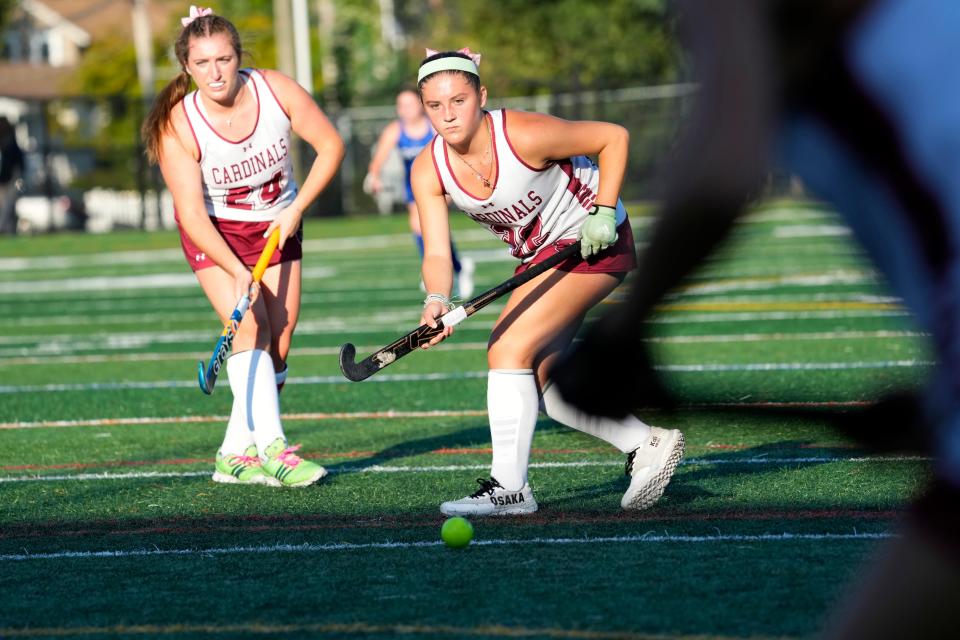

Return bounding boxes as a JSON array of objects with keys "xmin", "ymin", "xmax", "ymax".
[
  {"xmin": 226, "ymin": 84, "xmax": 245, "ymax": 128},
  {"xmin": 450, "ymin": 116, "xmax": 493, "ymax": 189}
]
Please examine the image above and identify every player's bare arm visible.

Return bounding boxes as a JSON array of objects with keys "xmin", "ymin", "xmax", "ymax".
[
  {"xmin": 261, "ymin": 69, "xmax": 345, "ymax": 248},
  {"xmin": 411, "ymin": 147, "xmax": 455, "ymax": 347},
  {"xmin": 366, "ymin": 120, "xmax": 401, "ymax": 193},
  {"xmin": 504, "ymin": 110, "xmax": 629, "ymax": 207}
]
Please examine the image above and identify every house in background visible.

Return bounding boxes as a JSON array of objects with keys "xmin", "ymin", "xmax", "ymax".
[{"xmin": 0, "ymin": 0, "xmax": 178, "ymax": 231}]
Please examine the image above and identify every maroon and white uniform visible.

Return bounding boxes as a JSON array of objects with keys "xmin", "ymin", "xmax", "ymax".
[
  {"xmin": 430, "ymin": 109, "xmax": 635, "ymax": 274},
  {"xmin": 176, "ymin": 69, "xmax": 302, "ymax": 271}
]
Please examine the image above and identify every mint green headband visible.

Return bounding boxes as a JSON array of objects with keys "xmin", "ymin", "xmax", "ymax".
[{"xmin": 417, "ymin": 57, "xmax": 479, "ymax": 83}]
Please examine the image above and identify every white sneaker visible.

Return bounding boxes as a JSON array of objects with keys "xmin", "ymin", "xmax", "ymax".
[
  {"xmin": 440, "ymin": 477, "xmax": 538, "ymax": 516},
  {"xmin": 621, "ymin": 427, "xmax": 685, "ymax": 510},
  {"xmin": 457, "ymin": 256, "xmax": 476, "ymax": 299}
]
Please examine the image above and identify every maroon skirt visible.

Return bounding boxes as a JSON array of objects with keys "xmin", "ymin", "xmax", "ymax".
[
  {"xmin": 515, "ymin": 219, "xmax": 637, "ymax": 276},
  {"xmin": 176, "ymin": 214, "xmax": 303, "ymax": 272}
]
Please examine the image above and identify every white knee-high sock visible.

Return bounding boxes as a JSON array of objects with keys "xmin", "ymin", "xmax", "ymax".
[
  {"xmin": 540, "ymin": 382, "xmax": 650, "ymax": 453},
  {"xmin": 225, "ymin": 349, "xmax": 287, "ymax": 458},
  {"xmin": 488, "ymin": 369, "xmax": 539, "ymax": 491},
  {"xmin": 219, "ymin": 394, "xmax": 255, "ymax": 455}
]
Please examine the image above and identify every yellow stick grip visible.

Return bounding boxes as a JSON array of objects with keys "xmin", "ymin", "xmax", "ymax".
[{"xmin": 251, "ymin": 229, "xmax": 281, "ymax": 282}]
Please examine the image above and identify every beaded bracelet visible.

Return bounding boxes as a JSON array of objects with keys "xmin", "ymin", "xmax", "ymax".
[{"xmin": 423, "ymin": 292, "xmax": 453, "ymax": 310}]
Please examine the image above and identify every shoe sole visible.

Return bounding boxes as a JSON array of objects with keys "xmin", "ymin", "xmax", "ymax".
[
  {"xmin": 211, "ymin": 471, "xmax": 281, "ymax": 487},
  {"xmin": 440, "ymin": 501, "xmax": 539, "ymax": 517},
  {"xmin": 274, "ymin": 467, "xmax": 328, "ymax": 488},
  {"xmin": 621, "ymin": 431, "xmax": 685, "ymax": 510}
]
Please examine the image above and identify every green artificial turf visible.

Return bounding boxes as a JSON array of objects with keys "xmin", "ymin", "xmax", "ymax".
[{"xmin": 0, "ymin": 201, "xmax": 932, "ymax": 639}]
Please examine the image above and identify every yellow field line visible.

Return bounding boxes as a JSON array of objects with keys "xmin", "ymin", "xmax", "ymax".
[{"xmin": 0, "ymin": 622, "xmax": 768, "ymax": 639}]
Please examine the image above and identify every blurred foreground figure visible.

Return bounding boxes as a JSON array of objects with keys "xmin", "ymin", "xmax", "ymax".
[{"xmin": 554, "ymin": 0, "xmax": 960, "ymax": 637}]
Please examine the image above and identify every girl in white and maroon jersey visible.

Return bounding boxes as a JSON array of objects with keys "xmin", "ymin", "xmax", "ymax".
[
  {"xmin": 141, "ymin": 6, "xmax": 343, "ymax": 487},
  {"xmin": 410, "ymin": 49, "xmax": 685, "ymax": 516}
]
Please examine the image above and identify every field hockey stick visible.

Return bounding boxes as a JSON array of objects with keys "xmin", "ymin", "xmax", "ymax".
[
  {"xmin": 339, "ymin": 241, "xmax": 583, "ymax": 382},
  {"xmin": 197, "ymin": 229, "xmax": 281, "ymax": 395}
]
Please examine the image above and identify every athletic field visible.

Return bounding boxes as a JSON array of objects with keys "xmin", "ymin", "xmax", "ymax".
[{"xmin": 0, "ymin": 201, "xmax": 930, "ymax": 639}]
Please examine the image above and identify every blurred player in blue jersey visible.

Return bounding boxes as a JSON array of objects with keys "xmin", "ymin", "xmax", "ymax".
[
  {"xmin": 366, "ymin": 87, "xmax": 475, "ymax": 298},
  {"xmin": 553, "ymin": 1, "xmax": 959, "ymax": 637}
]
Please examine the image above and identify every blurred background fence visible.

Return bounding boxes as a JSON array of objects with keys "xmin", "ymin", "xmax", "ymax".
[{"xmin": 8, "ymin": 82, "xmax": 695, "ymax": 233}]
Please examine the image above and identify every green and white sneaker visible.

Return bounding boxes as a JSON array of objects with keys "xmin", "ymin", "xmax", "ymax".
[
  {"xmin": 261, "ymin": 438, "xmax": 327, "ymax": 487},
  {"xmin": 213, "ymin": 445, "xmax": 278, "ymax": 486},
  {"xmin": 440, "ymin": 477, "xmax": 538, "ymax": 517}
]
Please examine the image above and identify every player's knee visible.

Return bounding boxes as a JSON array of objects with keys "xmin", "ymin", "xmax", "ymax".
[{"xmin": 487, "ymin": 337, "xmax": 535, "ymax": 370}]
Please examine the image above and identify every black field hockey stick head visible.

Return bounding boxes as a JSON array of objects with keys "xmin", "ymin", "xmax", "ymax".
[
  {"xmin": 339, "ymin": 321, "xmax": 446, "ymax": 382},
  {"xmin": 338, "ymin": 241, "xmax": 583, "ymax": 382},
  {"xmin": 338, "ymin": 343, "xmax": 367, "ymax": 381}
]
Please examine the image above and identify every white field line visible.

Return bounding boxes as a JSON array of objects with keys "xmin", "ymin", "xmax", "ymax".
[
  {"xmin": 0, "ymin": 318, "xmax": 499, "ymax": 351},
  {"xmin": 0, "ymin": 371, "xmax": 490, "ymax": 394},
  {"xmin": 0, "ymin": 228, "xmax": 854, "ymax": 301},
  {"xmin": 0, "ymin": 303, "xmax": 909, "ymax": 332},
  {"xmin": 0, "ymin": 268, "xmax": 896, "ymax": 335},
  {"xmin": 0, "ymin": 531, "xmax": 893, "ymax": 562},
  {"xmin": 676, "ymin": 270, "xmax": 876, "ymax": 296},
  {"xmin": 0, "ymin": 409, "xmax": 488, "ymax": 430},
  {"xmin": 656, "ymin": 293, "xmax": 901, "ymax": 305},
  {"xmin": 0, "ymin": 206, "xmax": 834, "ymax": 273},
  {"xmin": 0, "ymin": 359, "xmax": 934, "ymax": 395},
  {"xmin": 0, "ymin": 266, "xmax": 337, "ymax": 296},
  {"xmin": 2, "ymin": 331, "xmax": 930, "ymax": 366},
  {"xmin": 649, "ymin": 310, "xmax": 911, "ymax": 323},
  {"xmin": 0, "ymin": 531, "xmax": 896, "ymax": 562},
  {"xmin": 0, "ymin": 303, "xmax": 502, "ymax": 332},
  {"xmin": 0, "ymin": 292, "xmax": 907, "ymax": 332},
  {"xmin": 659, "ymin": 360, "xmax": 933, "ymax": 372},
  {"xmin": 0, "ymin": 229, "xmax": 498, "ymax": 271},
  {"xmin": 2, "ymin": 266, "xmax": 876, "ymax": 314},
  {"xmin": 743, "ymin": 208, "xmax": 836, "ymax": 223},
  {"xmin": 772, "ymin": 225, "xmax": 852, "ymax": 238},
  {"xmin": 0, "ymin": 401, "xmax": 883, "ymax": 430},
  {"xmin": 0, "ymin": 288, "xmax": 415, "ymax": 316},
  {"xmin": 0, "ymin": 210, "xmax": 834, "ymax": 273},
  {"xmin": 1, "ymin": 342, "xmax": 493, "ymax": 366},
  {"xmin": 0, "ymin": 456, "xmax": 931, "ymax": 484},
  {"xmin": 0, "ymin": 307, "xmax": 915, "ymax": 357},
  {"xmin": 644, "ymin": 330, "xmax": 928, "ymax": 344}
]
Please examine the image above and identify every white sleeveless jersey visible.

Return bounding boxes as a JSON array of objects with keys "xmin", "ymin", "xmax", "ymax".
[
  {"xmin": 431, "ymin": 109, "xmax": 626, "ymax": 262},
  {"xmin": 182, "ymin": 69, "xmax": 297, "ymax": 222}
]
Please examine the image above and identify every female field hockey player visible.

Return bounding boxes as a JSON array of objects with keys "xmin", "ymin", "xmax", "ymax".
[
  {"xmin": 410, "ymin": 49, "xmax": 685, "ymax": 516},
  {"xmin": 142, "ymin": 6, "xmax": 343, "ymax": 487},
  {"xmin": 365, "ymin": 87, "xmax": 475, "ymax": 298}
]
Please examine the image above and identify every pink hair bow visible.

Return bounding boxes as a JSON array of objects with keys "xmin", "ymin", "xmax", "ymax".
[
  {"xmin": 425, "ymin": 47, "xmax": 482, "ymax": 66},
  {"xmin": 181, "ymin": 5, "xmax": 213, "ymax": 27}
]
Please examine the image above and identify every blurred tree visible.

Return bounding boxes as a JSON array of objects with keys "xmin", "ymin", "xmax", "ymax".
[
  {"xmin": 319, "ymin": 0, "xmax": 679, "ymax": 105},
  {"xmin": 321, "ymin": 0, "xmax": 411, "ymax": 107},
  {"xmin": 0, "ymin": 0, "xmax": 15, "ymax": 35},
  {"xmin": 409, "ymin": 0, "xmax": 678, "ymax": 96},
  {"xmin": 63, "ymin": 0, "xmax": 677, "ymax": 107}
]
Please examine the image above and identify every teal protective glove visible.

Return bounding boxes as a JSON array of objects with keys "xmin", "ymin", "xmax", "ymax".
[{"xmin": 578, "ymin": 205, "xmax": 618, "ymax": 258}]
